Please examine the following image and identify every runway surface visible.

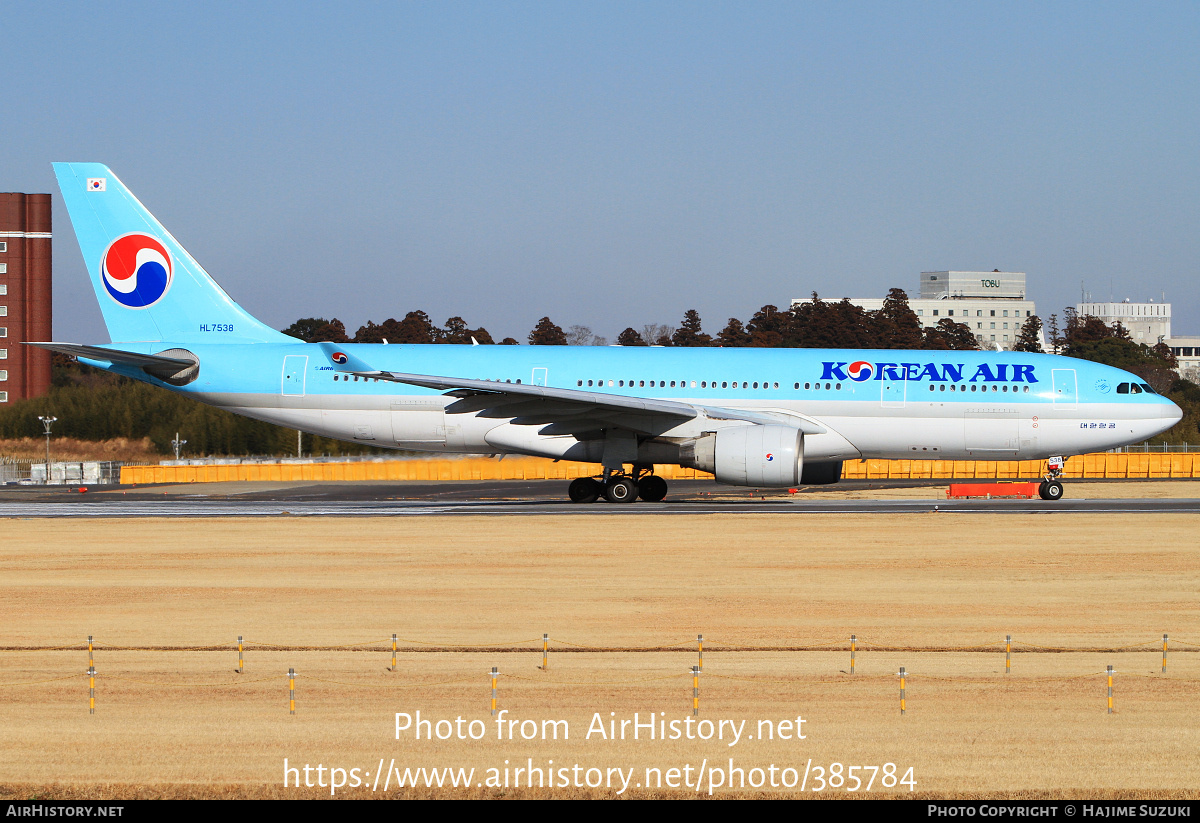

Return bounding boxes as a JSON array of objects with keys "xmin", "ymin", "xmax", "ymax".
[{"xmin": 2, "ymin": 479, "xmax": 1198, "ymax": 516}]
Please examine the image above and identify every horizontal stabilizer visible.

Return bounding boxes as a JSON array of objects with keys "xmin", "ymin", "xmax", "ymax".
[{"xmin": 25, "ymin": 342, "xmax": 195, "ymax": 369}]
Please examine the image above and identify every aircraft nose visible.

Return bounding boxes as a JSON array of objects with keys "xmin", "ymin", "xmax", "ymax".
[{"xmin": 1163, "ymin": 399, "xmax": 1183, "ymax": 425}]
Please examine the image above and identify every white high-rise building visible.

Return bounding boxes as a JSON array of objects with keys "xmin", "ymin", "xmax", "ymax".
[
  {"xmin": 1165, "ymin": 336, "xmax": 1199, "ymax": 383},
  {"xmin": 1077, "ymin": 300, "xmax": 1171, "ymax": 344}
]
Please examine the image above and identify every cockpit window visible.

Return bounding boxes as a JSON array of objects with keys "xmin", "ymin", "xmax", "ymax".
[
  {"xmin": 1117, "ymin": 383, "xmax": 1129, "ymax": 394},
  {"xmin": 1140, "ymin": 383, "xmax": 1156, "ymax": 394}
]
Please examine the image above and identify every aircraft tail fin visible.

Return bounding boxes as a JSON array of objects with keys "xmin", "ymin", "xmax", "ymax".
[{"xmin": 52, "ymin": 163, "xmax": 290, "ymax": 344}]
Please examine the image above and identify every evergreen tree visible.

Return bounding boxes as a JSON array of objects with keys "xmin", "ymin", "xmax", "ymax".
[
  {"xmin": 1070, "ymin": 315, "xmax": 1120, "ymax": 345},
  {"xmin": 528, "ymin": 317, "xmax": 568, "ymax": 345},
  {"xmin": 830, "ymin": 299, "xmax": 879, "ymax": 348},
  {"xmin": 924, "ymin": 318, "xmax": 981, "ymax": 350},
  {"xmin": 1046, "ymin": 314, "xmax": 1063, "ymax": 355},
  {"xmin": 282, "ymin": 318, "xmax": 332, "ymax": 342},
  {"xmin": 617, "ymin": 328, "xmax": 647, "ymax": 346},
  {"xmin": 1062, "ymin": 307, "xmax": 1081, "ymax": 343},
  {"xmin": 440, "ymin": 316, "xmax": 475, "ymax": 344},
  {"xmin": 874, "ymin": 288, "xmax": 924, "ymax": 349},
  {"xmin": 469, "ymin": 327, "xmax": 496, "ymax": 344},
  {"xmin": 1013, "ymin": 315, "xmax": 1044, "ymax": 352},
  {"xmin": 309, "ymin": 319, "xmax": 350, "ymax": 343},
  {"xmin": 716, "ymin": 318, "xmax": 751, "ymax": 347},
  {"xmin": 353, "ymin": 320, "xmax": 384, "ymax": 343},
  {"xmin": 792, "ymin": 296, "xmax": 878, "ymax": 348},
  {"xmin": 671, "ymin": 310, "xmax": 711, "ymax": 347},
  {"xmin": 394, "ymin": 311, "xmax": 437, "ymax": 343},
  {"xmin": 746, "ymin": 305, "xmax": 786, "ymax": 347}
]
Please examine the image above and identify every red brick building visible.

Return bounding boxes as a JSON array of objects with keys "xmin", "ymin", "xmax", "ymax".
[{"xmin": 0, "ymin": 193, "xmax": 52, "ymax": 404}]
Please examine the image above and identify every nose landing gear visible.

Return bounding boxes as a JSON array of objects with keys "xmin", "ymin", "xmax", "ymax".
[{"xmin": 1038, "ymin": 456, "xmax": 1066, "ymax": 501}]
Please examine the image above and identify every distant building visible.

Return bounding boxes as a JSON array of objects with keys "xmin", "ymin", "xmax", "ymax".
[
  {"xmin": 1165, "ymin": 336, "xmax": 1200, "ymax": 384},
  {"xmin": 0, "ymin": 193, "xmax": 53, "ymax": 405},
  {"xmin": 792, "ymin": 271, "xmax": 1038, "ymax": 351},
  {"xmin": 1077, "ymin": 300, "xmax": 1171, "ymax": 344}
]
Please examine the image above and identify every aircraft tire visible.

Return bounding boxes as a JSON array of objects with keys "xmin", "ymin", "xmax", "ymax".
[
  {"xmin": 1039, "ymin": 480, "xmax": 1064, "ymax": 501},
  {"xmin": 637, "ymin": 475, "xmax": 668, "ymax": 502},
  {"xmin": 568, "ymin": 477, "xmax": 602, "ymax": 504},
  {"xmin": 604, "ymin": 478, "xmax": 639, "ymax": 504}
]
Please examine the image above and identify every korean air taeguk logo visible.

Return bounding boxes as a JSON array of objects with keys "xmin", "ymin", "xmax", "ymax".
[
  {"xmin": 846, "ymin": 360, "xmax": 875, "ymax": 382},
  {"xmin": 101, "ymin": 233, "xmax": 173, "ymax": 308}
]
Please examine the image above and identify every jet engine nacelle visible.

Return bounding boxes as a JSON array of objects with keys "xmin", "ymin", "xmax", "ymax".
[{"xmin": 681, "ymin": 425, "xmax": 803, "ymax": 487}]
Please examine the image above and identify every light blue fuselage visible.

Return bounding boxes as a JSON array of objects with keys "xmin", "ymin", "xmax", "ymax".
[{"xmin": 85, "ymin": 341, "xmax": 1180, "ymax": 464}]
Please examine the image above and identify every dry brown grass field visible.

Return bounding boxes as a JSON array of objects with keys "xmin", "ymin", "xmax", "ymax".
[
  {"xmin": 0, "ymin": 437, "xmax": 161, "ymax": 463},
  {"xmin": 1, "ymin": 511, "xmax": 1198, "ymax": 799}
]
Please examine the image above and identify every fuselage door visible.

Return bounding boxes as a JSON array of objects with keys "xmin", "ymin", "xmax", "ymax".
[
  {"xmin": 282, "ymin": 355, "xmax": 307, "ymax": 397},
  {"xmin": 532, "ymin": 367, "xmax": 548, "ymax": 387},
  {"xmin": 1051, "ymin": 369, "xmax": 1078, "ymax": 409}
]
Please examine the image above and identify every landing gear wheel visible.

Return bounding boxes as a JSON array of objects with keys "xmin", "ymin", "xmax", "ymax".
[
  {"xmin": 1039, "ymin": 480, "xmax": 1064, "ymax": 501},
  {"xmin": 604, "ymin": 477, "xmax": 638, "ymax": 504},
  {"xmin": 637, "ymin": 475, "xmax": 668, "ymax": 502},
  {"xmin": 568, "ymin": 477, "xmax": 602, "ymax": 504}
]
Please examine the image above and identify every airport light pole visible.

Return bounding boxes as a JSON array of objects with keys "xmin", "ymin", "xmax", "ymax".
[
  {"xmin": 171, "ymin": 432, "xmax": 187, "ymax": 460},
  {"xmin": 38, "ymin": 416, "xmax": 57, "ymax": 485}
]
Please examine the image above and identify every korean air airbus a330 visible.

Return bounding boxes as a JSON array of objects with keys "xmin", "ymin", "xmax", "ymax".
[{"xmin": 34, "ymin": 163, "xmax": 1182, "ymax": 503}]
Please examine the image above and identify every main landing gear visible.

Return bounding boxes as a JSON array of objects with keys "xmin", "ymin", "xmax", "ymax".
[
  {"xmin": 1038, "ymin": 456, "xmax": 1066, "ymax": 501},
  {"xmin": 568, "ymin": 467, "xmax": 668, "ymax": 504}
]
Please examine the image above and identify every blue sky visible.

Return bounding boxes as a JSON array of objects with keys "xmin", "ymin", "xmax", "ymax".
[{"xmin": 4, "ymin": 2, "xmax": 1199, "ymax": 343}]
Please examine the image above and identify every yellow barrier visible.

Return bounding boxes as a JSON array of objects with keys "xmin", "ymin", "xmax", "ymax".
[{"xmin": 119, "ymin": 453, "xmax": 1200, "ymax": 485}]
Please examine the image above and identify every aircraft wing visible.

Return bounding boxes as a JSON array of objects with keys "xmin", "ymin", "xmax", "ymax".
[{"xmin": 318, "ymin": 343, "xmax": 826, "ymax": 436}]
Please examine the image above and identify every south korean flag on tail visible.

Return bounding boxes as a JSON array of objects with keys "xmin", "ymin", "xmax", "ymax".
[{"xmin": 87, "ymin": 178, "xmax": 106, "ymax": 192}]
